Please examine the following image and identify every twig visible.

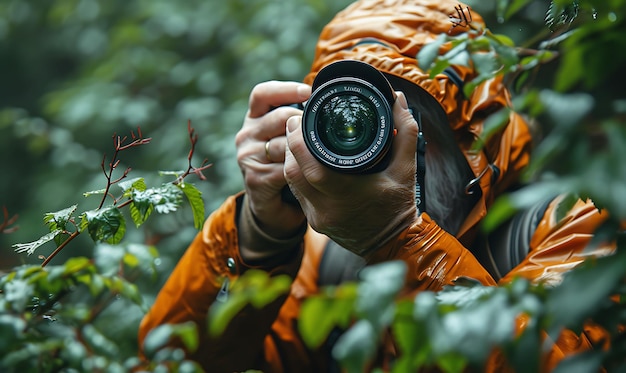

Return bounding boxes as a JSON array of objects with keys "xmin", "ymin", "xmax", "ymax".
[
  {"xmin": 98, "ymin": 128, "xmax": 151, "ymax": 209},
  {"xmin": 0, "ymin": 206, "xmax": 19, "ymax": 234},
  {"xmin": 174, "ymin": 120, "xmax": 213, "ymax": 185},
  {"xmin": 41, "ymin": 230, "xmax": 80, "ymax": 267}
]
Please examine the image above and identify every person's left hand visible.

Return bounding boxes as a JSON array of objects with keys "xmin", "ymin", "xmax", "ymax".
[{"xmin": 284, "ymin": 92, "xmax": 419, "ymax": 258}]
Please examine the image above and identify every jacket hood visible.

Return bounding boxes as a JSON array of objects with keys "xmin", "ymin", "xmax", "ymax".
[{"xmin": 304, "ymin": 0, "xmax": 532, "ymax": 239}]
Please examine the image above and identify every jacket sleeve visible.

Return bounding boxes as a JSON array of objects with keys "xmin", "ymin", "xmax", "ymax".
[
  {"xmin": 137, "ymin": 193, "xmax": 316, "ymax": 372},
  {"xmin": 496, "ymin": 196, "xmax": 615, "ymax": 371},
  {"xmin": 367, "ymin": 211, "xmax": 498, "ymax": 292},
  {"xmin": 500, "ymin": 196, "xmax": 614, "ymax": 286}
]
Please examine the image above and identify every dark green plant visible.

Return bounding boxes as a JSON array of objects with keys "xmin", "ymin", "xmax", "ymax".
[{"xmin": 0, "ymin": 123, "xmax": 210, "ymax": 372}]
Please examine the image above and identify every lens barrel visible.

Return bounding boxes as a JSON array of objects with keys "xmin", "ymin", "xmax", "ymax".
[{"xmin": 302, "ymin": 60, "xmax": 396, "ymax": 173}]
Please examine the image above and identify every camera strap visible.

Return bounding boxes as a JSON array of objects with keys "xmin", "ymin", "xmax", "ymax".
[{"xmin": 415, "ymin": 111, "xmax": 426, "ymax": 213}]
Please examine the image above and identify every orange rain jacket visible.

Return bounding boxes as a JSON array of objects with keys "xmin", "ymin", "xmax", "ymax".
[{"xmin": 139, "ymin": 0, "xmax": 616, "ymax": 371}]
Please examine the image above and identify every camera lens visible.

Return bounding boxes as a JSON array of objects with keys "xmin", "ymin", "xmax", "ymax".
[{"xmin": 318, "ymin": 94, "xmax": 378, "ymax": 156}]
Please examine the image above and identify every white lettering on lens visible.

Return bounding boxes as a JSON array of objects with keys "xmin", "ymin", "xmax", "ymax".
[
  {"xmin": 345, "ymin": 86, "xmax": 361, "ymax": 93},
  {"xmin": 310, "ymin": 131, "xmax": 336, "ymax": 163},
  {"xmin": 311, "ymin": 89, "xmax": 337, "ymax": 113},
  {"xmin": 369, "ymin": 95, "xmax": 381, "ymax": 108}
]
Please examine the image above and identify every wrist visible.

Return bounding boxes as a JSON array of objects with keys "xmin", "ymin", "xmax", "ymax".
[{"xmin": 238, "ymin": 194, "xmax": 307, "ymax": 264}]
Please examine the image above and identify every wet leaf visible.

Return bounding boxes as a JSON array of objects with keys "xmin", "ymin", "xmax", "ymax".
[
  {"xmin": 82, "ymin": 206, "xmax": 126, "ymax": 244},
  {"xmin": 178, "ymin": 183, "xmax": 205, "ymax": 230}
]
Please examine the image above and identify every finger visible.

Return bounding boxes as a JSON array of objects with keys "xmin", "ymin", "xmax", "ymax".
[
  {"xmin": 248, "ymin": 81, "xmax": 311, "ymax": 118},
  {"xmin": 259, "ymin": 107, "xmax": 302, "ymax": 140},
  {"xmin": 264, "ymin": 135, "xmax": 287, "ymax": 163},
  {"xmin": 285, "ymin": 116, "xmax": 320, "ymax": 196},
  {"xmin": 285, "ymin": 115, "xmax": 329, "ymax": 188},
  {"xmin": 237, "ymin": 108, "xmax": 298, "ymax": 151},
  {"xmin": 240, "ymin": 158, "xmax": 287, "ymax": 192}
]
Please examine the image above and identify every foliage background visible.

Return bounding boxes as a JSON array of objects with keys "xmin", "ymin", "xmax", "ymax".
[{"xmin": 1, "ymin": 0, "xmax": 624, "ymax": 371}]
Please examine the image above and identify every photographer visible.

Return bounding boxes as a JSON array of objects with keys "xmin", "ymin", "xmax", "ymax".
[{"xmin": 138, "ymin": 0, "xmax": 614, "ymax": 371}]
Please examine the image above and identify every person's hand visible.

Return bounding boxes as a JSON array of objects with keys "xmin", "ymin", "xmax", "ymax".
[
  {"xmin": 235, "ymin": 81, "xmax": 311, "ymax": 261},
  {"xmin": 284, "ymin": 92, "xmax": 419, "ymax": 258}
]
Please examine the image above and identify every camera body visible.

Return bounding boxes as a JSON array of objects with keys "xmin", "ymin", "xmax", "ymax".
[{"xmin": 302, "ymin": 60, "xmax": 396, "ymax": 173}]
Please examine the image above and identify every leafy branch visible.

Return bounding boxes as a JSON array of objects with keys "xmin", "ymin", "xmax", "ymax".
[{"xmin": 12, "ymin": 121, "xmax": 211, "ymax": 267}]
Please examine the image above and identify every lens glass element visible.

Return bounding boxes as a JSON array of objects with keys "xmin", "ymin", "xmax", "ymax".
[{"xmin": 317, "ymin": 94, "xmax": 377, "ymax": 156}]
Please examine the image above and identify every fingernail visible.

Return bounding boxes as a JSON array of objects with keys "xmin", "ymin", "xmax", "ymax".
[
  {"xmin": 297, "ymin": 84, "xmax": 312, "ymax": 99},
  {"xmin": 286, "ymin": 115, "xmax": 300, "ymax": 134},
  {"xmin": 396, "ymin": 91, "xmax": 409, "ymax": 110}
]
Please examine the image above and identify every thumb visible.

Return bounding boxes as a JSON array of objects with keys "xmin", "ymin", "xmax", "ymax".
[{"xmin": 388, "ymin": 91, "xmax": 419, "ymax": 176}]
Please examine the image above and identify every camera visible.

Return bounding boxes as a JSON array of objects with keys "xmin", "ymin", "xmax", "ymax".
[
  {"xmin": 281, "ymin": 60, "xmax": 399, "ymax": 205},
  {"xmin": 301, "ymin": 60, "xmax": 396, "ymax": 173}
]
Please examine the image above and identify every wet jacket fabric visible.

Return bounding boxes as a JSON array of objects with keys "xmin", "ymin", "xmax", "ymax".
[{"xmin": 138, "ymin": 0, "xmax": 616, "ymax": 371}]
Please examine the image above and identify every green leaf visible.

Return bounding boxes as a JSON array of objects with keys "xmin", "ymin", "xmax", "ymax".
[
  {"xmin": 0, "ymin": 315, "xmax": 27, "ymax": 352},
  {"xmin": 490, "ymin": 32, "xmax": 515, "ymax": 48},
  {"xmin": 249, "ymin": 274, "xmax": 291, "ymax": 308},
  {"xmin": 63, "ymin": 256, "xmax": 93, "ymax": 276},
  {"xmin": 82, "ymin": 324, "xmax": 120, "ymax": 357},
  {"xmin": 178, "ymin": 183, "xmax": 205, "ymax": 230},
  {"xmin": 43, "ymin": 204, "xmax": 78, "ymax": 232},
  {"xmin": 429, "ymin": 58, "xmax": 453, "ymax": 79},
  {"xmin": 300, "ymin": 297, "xmax": 340, "ymax": 348},
  {"xmin": 118, "ymin": 177, "xmax": 147, "ymax": 194},
  {"xmin": 391, "ymin": 301, "xmax": 430, "ymax": 371},
  {"xmin": 545, "ymin": 1, "xmax": 580, "ymax": 31},
  {"xmin": 483, "ymin": 182, "xmax": 563, "ymax": 233},
  {"xmin": 129, "ymin": 197, "xmax": 154, "ymax": 228},
  {"xmin": 120, "ymin": 280, "xmax": 143, "ymax": 306},
  {"xmin": 539, "ymin": 90, "xmax": 594, "ymax": 127},
  {"xmin": 300, "ymin": 284, "xmax": 357, "ymax": 348},
  {"xmin": 436, "ymin": 353, "xmax": 467, "ymax": 373},
  {"xmin": 142, "ymin": 322, "xmax": 199, "ymax": 357},
  {"xmin": 76, "ymin": 273, "xmax": 106, "ymax": 296},
  {"xmin": 123, "ymin": 252, "xmax": 140, "ymax": 268},
  {"xmin": 471, "ymin": 51, "xmax": 498, "ymax": 77},
  {"xmin": 417, "ymin": 33, "xmax": 447, "ymax": 71},
  {"xmin": 333, "ymin": 320, "xmax": 378, "ymax": 373},
  {"xmin": 471, "ymin": 107, "xmax": 511, "ymax": 152},
  {"xmin": 554, "ymin": 193, "xmax": 579, "ymax": 222},
  {"xmin": 356, "ymin": 261, "xmax": 406, "ymax": 328},
  {"xmin": 554, "ymin": 43, "xmax": 585, "ymax": 92},
  {"xmin": 208, "ymin": 292, "xmax": 249, "ymax": 337},
  {"xmin": 502, "ymin": 0, "xmax": 534, "ymax": 21},
  {"xmin": 3, "ymin": 279, "xmax": 35, "ymax": 312},
  {"xmin": 82, "ymin": 206, "xmax": 126, "ymax": 244},
  {"xmin": 492, "ymin": 42, "xmax": 518, "ymax": 68},
  {"xmin": 142, "ymin": 324, "xmax": 175, "ymax": 357},
  {"xmin": 132, "ymin": 183, "xmax": 183, "ymax": 216},
  {"xmin": 12, "ymin": 229, "xmax": 63, "ymax": 256},
  {"xmin": 545, "ymin": 250, "xmax": 626, "ymax": 338},
  {"xmin": 83, "ymin": 188, "xmax": 106, "ymax": 197},
  {"xmin": 158, "ymin": 170, "xmax": 186, "ymax": 177}
]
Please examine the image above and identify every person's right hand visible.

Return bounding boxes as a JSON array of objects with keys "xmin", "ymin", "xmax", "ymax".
[{"xmin": 235, "ymin": 81, "xmax": 311, "ymax": 261}]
